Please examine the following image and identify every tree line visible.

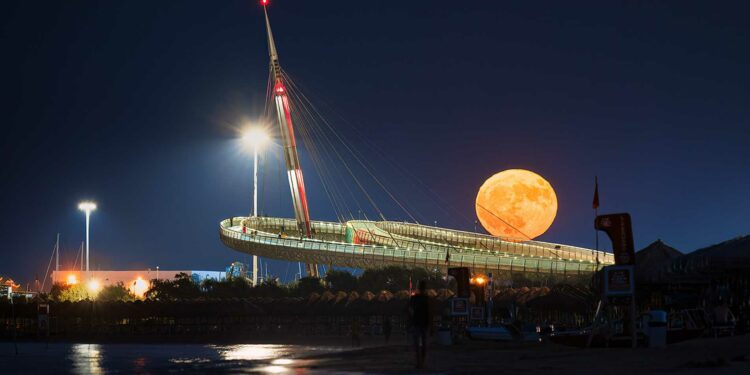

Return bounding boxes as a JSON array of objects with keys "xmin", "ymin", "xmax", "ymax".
[{"xmin": 46, "ymin": 266, "xmax": 445, "ymax": 302}]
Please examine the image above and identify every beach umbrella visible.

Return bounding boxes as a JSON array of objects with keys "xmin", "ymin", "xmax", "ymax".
[
  {"xmin": 307, "ymin": 292, "xmax": 320, "ymax": 304},
  {"xmin": 436, "ymin": 289, "xmax": 454, "ymax": 301},
  {"xmin": 374, "ymin": 290, "xmax": 390, "ymax": 302},
  {"xmin": 394, "ymin": 290, "xmax": 411, "ymax": 300},
  {"xmin": 346, "ymin": 291, "xmax": 360, "ymax": 305},
  {"xmin": 319, "ymin": 291, "xmax": 335, "ymax": 302},
  {"xmin": 334, "ymin": 291, "xmax": 348, "ymax": 304},
  {"xmin": 358, "ymin": 290, "xmax": 374, "ymax": 301}
]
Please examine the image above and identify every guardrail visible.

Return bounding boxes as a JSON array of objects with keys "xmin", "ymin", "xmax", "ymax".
[
  {"xmin": 219, "ymin": 217, "xmax": 609, "ymax": 276},
  {"xmin": 374, "ymin": 221, "xmax": 613, "ymax": 264}
]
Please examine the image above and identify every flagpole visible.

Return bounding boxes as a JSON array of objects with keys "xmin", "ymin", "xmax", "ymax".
[
  {"xmin": 595, "ymin": 207, "xmax": 599, "ymax": 264},
  {"xmin": 593, "ymin": 176, "xmax": 600, "ymax": 266}
]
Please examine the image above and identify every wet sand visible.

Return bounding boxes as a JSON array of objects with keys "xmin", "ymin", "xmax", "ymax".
[
  {"xmin": 2, "ymin": 335, "xmax": 747, "ymax": 373},
  {"xmin": 305, "ymin": 334, "xmax": 750, "ymax": 374}
]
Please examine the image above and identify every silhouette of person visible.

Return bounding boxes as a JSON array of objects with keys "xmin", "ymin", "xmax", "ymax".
[
  {"xmin": 351, "ymin": 318, "xmax": 361, "ymax": 347},
  {"xmin": 408, "ymin": 280, "xmax": 430, "ymax": 369},
  {"xmin": 383, "ymin": 315, "xmax": 392, "ymax": 344}
]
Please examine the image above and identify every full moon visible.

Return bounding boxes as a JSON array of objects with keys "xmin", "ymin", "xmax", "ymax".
[{"xmin": 475, "ymin": 169, "xmax": 558, "ymax": 241}]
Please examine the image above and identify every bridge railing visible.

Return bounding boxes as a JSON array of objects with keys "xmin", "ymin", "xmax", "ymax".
[
  {"xmin": 375, "ymin": 221, "xmax": 613, "ymax": 264},
  {"xmin": 221, "ymin": 218, "xmax": 601, "ymax": 275},
  {"xmin": 230, "ymin": 216, "xmax": 610, "ymax": 267}
]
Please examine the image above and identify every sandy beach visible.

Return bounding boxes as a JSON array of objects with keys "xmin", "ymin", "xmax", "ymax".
[{"xmin": 306, "ymin": 334, "xmax": 750, "ymax": 374}]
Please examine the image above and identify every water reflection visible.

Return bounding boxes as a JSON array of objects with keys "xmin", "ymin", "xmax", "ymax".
[
  {"xmin": 259, "ymin": 365, "xmax": 289, "ymax": 373},
  {"xmin": 272, "ymin": 358, "xmax": 294, "ymax": 365},
  {"xmin": 214, "ymin": 344, "xmax": 310, "ymax": 373},
  {"xmin": 1, "ymin": 343, "xmax": 343, "ymax": 374},
  {"xmin": 216, "ymin": 344, "xmax": 295, "ymax": 361},
  {"xmin": 132, "ymin": 357, "xmax": 147, "ymax": 373},
  {"xmin": 70, "ymin": 344, "xmax": 104, "ymax": 375},
  {"xmin": 169, "ymin": 357, "xmax": 212, "ymax": 364}
]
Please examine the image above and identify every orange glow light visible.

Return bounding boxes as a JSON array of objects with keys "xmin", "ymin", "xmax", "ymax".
[
  {"xmin": 130, "ymin": 276, "xmax": 149, "ymax": 298},
  {"xmin": 87, "ymin": 279, "xmax": 102, "ymax": 294},
  {"xmin": 66, "ymin": 274, "xmax": 78, "ymax": 285}
]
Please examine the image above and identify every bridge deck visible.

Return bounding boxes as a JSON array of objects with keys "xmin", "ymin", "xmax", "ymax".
[{"xmin": 219, "ymin": 217, "xmax": 614, "ymax": 276}]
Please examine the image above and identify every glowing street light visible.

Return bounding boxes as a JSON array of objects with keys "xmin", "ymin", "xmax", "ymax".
[
  {"xmin": 78, "ymin": 201, "xmax": 97, "ymax": 275},
  {"xmin": 471, "ymin": 275, "xmax": 487, "ymax": 286},
  {"xmin": 66, "ymin": 274, "xmax": 78, "ymax": 285},
  {"xmin": 241, "ymin": 128, "xmax": 270, "ymax": 218},
  {"xmin": 241, "ymin": 127, "xmax": 269, "ymax": 287},
  {"xmin": 131, "ymin": 277, "xmax": 149, "ymax": 298},
  {"xmin": 87, "ymin": 279, "xmax": 101, "ymax": 295}
]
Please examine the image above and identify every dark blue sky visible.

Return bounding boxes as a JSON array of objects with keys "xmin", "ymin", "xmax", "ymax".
[{"xmin": 2, "ymin": 1, "xmax": 748, "ymax": 285}]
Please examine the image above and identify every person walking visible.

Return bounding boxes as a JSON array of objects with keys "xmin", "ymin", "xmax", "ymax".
[
  {"xmin": 383, "ymin": 315, "xmax": 392, "ymax": 344},
  {"xmin": 351, "ymin": 318, "xmax": 361, "ymax": 347},
  {"xmin": 408, "ymin": 280, "xmax": 431, "ymax": 369}
]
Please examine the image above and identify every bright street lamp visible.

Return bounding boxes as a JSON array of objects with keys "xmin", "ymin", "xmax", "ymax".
[
  {"xmin": 87, "ymin": 279, "xmax": 102, "ymax": 295},
  {"xmin": 241, "ymin": 127, "xmax": 269, "ymax": 287},
  {"xmin": 241, "ymin": 128, "xmax": 270, "ymax": 218},
  {"xmin": 78, "ymin": 201, "xmax": 97, "ymax": 276}
]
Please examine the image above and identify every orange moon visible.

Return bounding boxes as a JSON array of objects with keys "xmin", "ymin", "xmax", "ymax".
[{"xmin": 475, "ymin": 169, "xmax": 558, "ymax": 241}]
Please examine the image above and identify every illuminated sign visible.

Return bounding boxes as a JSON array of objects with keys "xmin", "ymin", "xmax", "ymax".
[
  {"xmin": 470, "ymin": 306, "xmax": 484, "ymax": 320},
  {"xmin": 451, "ymin": 298, "xmax": 469, "ymax": 316},
  {"xmin": 604, "ymin": 265, "xmax": 634, "ymax": 296}
]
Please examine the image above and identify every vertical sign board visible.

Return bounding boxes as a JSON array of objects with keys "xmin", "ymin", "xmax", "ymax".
[
  {"xmin": 451, "ymin": 298, "xmax": 469, "ymax": 316},
  {"xmin": 470, "ymin": 306, "xmax": 485, "ymax": 321},
  {"xmin": 604, "ymin": 266, "xmax": 635, "ymax": 298},
  {"xmin": 595, "ymin": 212, "xmax": 638, "ymax": 348},
  {"xmin": 595, "ymin": 213, "xmax": 635, "ymax": 265}
]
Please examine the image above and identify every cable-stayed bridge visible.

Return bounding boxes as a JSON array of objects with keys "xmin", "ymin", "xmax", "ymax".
[
  {"xmin": 220, "ymin": 217, "xmax": 613, "ymax": 276},
  {"xmin": 219, "ymin": 2, "xmax": 614, "ymax": 276}
]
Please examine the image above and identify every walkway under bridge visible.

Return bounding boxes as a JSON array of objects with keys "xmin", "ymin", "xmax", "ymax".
[{"xmin": 219, "ymin": 217, "xmax": 614, "ymax": 276}]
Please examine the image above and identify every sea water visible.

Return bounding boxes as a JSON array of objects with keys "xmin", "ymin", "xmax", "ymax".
[{"xmin": 0, "ymin": 342, "xmax": 349, "ymax": 374}]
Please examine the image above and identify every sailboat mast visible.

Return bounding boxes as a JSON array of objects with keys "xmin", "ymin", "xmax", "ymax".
[{"xmin": 55, "ymin": 233, "xmax": 60, "ymax": 272}]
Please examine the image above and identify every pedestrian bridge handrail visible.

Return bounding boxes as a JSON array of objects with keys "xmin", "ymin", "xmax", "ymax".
[{"xmin": 219, "ymin": 217, "xmax": 613, "ymax": 276}]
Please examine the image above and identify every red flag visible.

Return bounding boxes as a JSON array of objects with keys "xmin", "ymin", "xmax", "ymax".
[{"xmin": 592, "ymin": 176, "xmax": 600, "ymax": 210}]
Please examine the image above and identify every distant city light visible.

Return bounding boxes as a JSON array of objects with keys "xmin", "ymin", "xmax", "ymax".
[
  {"xmin": 131, "ymin": 277, "xmax": 149, "ymax": 298},
  {"xmin": 87, "ymin": 279, "xmax": 101, "ymax": 294},
  {"xmin": 472, "ymin": 275, "xmax": 487, "ymax": 286}
]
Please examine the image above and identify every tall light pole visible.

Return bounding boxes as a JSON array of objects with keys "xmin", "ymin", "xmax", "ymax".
[
  {"xmin": 78, "ymin": 201, "xmax": 97, "ymax": 278},
  {"xmin": 241, "ymin": 127, "xmax": 269, "ymax": 286}
]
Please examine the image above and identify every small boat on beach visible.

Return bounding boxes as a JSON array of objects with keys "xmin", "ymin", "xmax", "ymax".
[
  {"xmin": 466, "ymin": 325, "xmax": 540, "ymax": 342},
  {"xmin": 548, "ymin": 309, "xmax": 707, "ymax": 348}
]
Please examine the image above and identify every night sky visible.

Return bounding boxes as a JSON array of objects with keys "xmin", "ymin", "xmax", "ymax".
[{"xmin": 2, "ymin": 1, "xmax": 748, "ymax": 285}]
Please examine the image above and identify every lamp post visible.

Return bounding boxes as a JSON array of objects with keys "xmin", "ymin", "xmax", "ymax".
[
  {"xmin": 241, "ymin": 127, "xmax": 269, "ymax": 286},
  {"xmin": 78, "ymin": 201, "xmax": 97, "ymax": 278}
]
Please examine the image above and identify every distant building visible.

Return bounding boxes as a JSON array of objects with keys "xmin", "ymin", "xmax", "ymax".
[
  {"xmin": 188, "ymin": 271, "xmax": 227, "ymax": 284},
  {"xmin": 51, "ymin": 270, "xmax": 226, "ymax": 298},
  {"xmin": 225, "ymin": 261, "xmax": 249, "ymax": 279}
]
